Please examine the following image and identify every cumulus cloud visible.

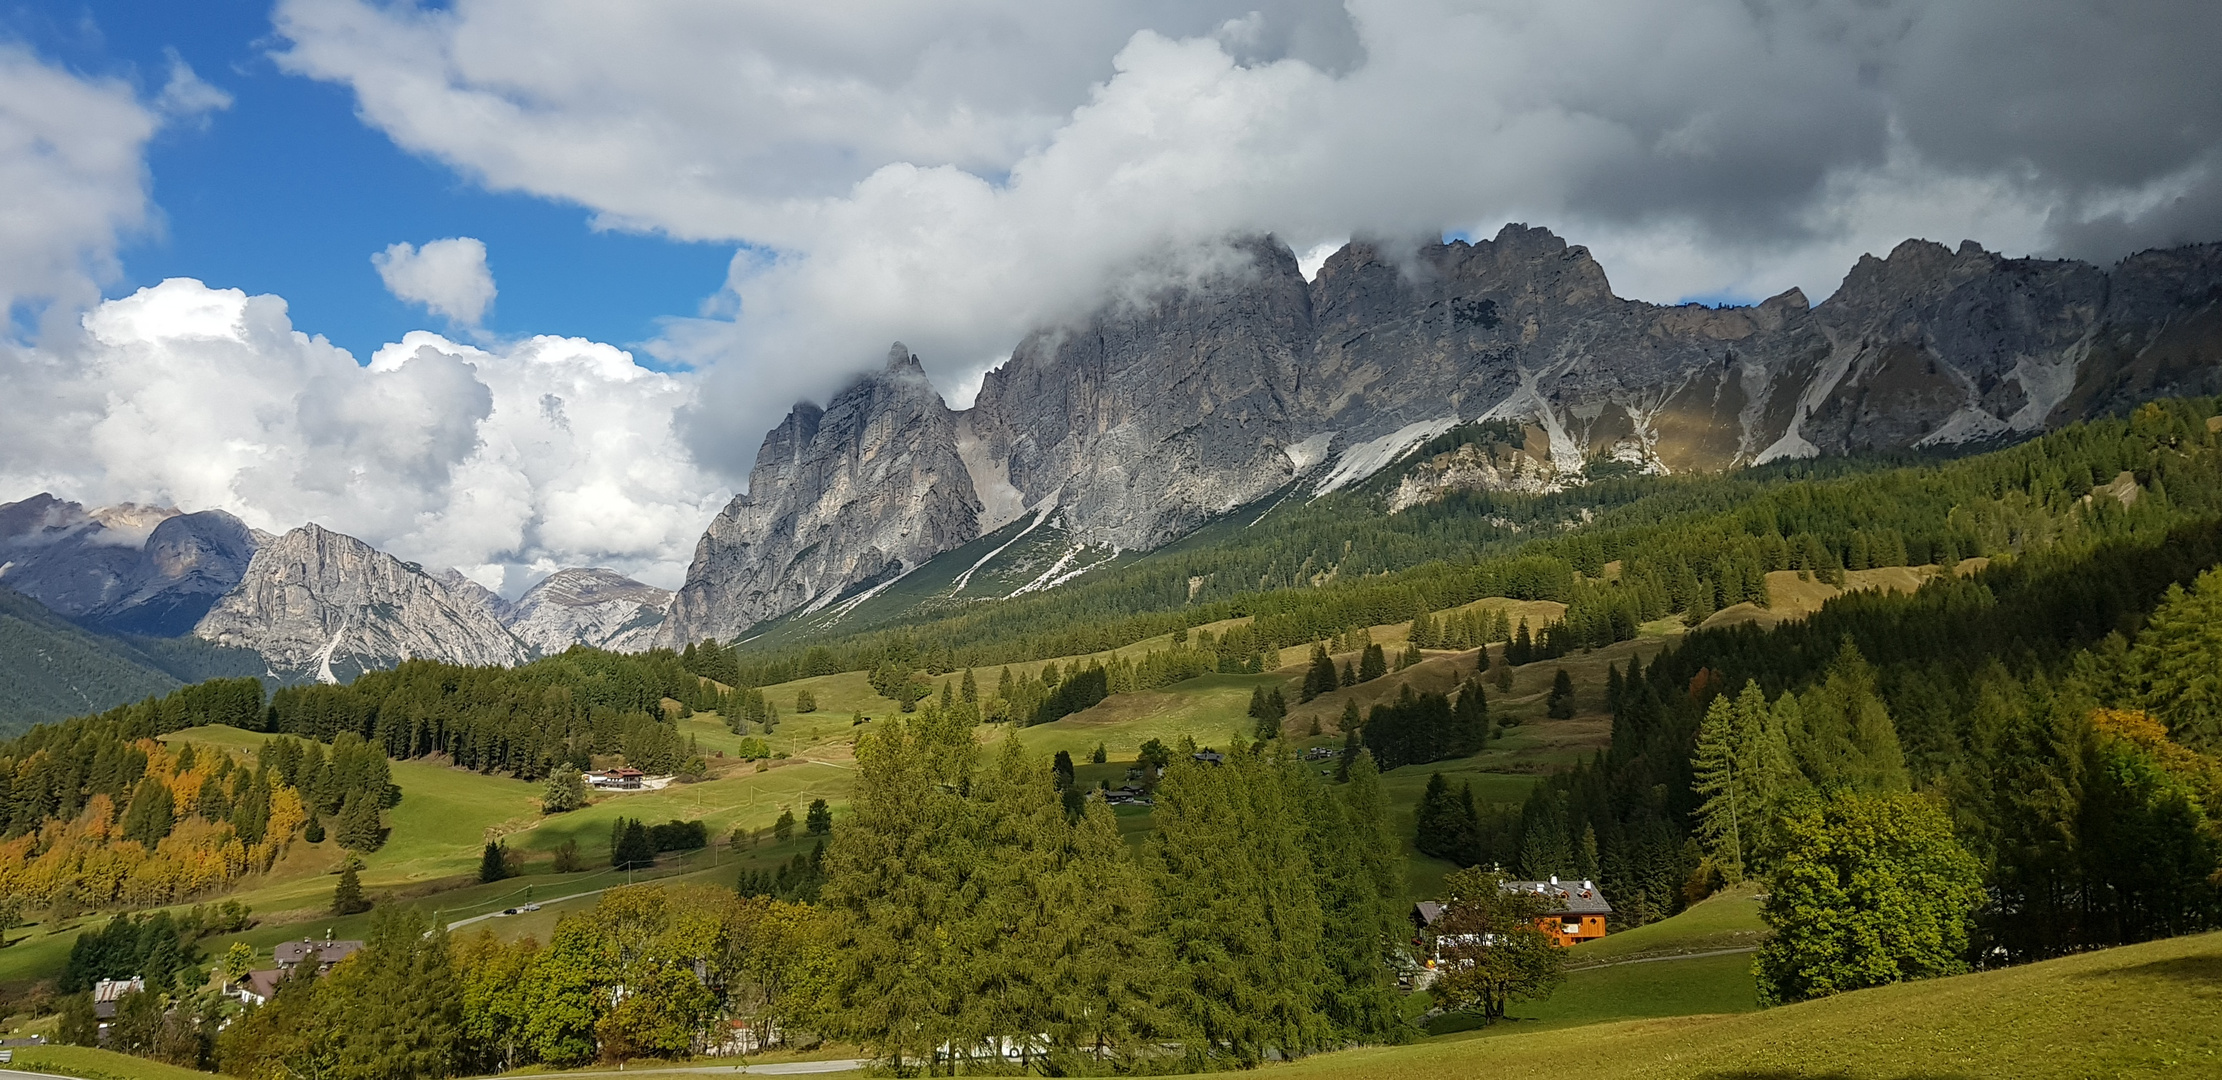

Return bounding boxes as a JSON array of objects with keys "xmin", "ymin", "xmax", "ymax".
[
  {"xmin": 0, "ymin": 279, "xmax": 725, "ymax": 592},
  {"xmin": 268, "ymin": 0, "xmax": 2222, "ymax": 482},
  {"xmin": 373, "ymin": 236, "xmax": 496, "ymax": 326},
  {"xmin": 0, "ymin": 44, "xmax": 158, "ymax": 329}
]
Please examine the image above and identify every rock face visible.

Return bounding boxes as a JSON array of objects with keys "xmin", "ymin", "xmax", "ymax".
[
  {"xmin": 967, "ymin": 237, "xmax": 1315, "ymax": 550},
  {"xmin": 507, "ymin": 568, "xmax": 669, "ymax": 654},
  {"xmin": 659, "ymin": 346, "xmax": 982, "ymax": 645},
  {"xmin": 664, "ymin": 225, "xmax": 2222, "ymax": 643},
  {"xmin": 195, "ymin": 523, "xmax": 530, "ymax": 681},
  {"xmin": 0, "ymin": 494, "xmax": 178, "ymax": 616},
  {"xmin": 87, "ymin": 510, "xmax": 267, "ymax": 636},
  {"xmin": 0, "ymin": 494, "xmax": 265, "ymax": 634}
]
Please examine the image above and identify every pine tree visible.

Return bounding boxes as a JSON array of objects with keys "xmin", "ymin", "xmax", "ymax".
[
  {"xmin": 332, "ymin": 859, "xmax": 371, "ymax": 915},
  {"xmin": 1149, "ymin": 751, "xmax": 1330, "ymax": 1064},
  {"xmin": 806, "ymin": 798, "xmax": 833, "ymax": 835},
  {"xmin": 541, "ymin": 770, "xmax": 587, "ymax": 814},
  {"xmin": 479, "ymin": 841, "xmax": 510, "ymax": 883},
  {"xmin": 1302, "ymin": 644, "xmax": 1338, "ymax": 702},
  {"xmin": 1691, "ymin": 687, "xmax": 1757, "ymax": 881},
  {"xmin": 1547, "ymin": 668, "xmax": 1576, "ymax": 719},
  {"xmin": 1358, "ymin": 644, "xmax": 1387, "ymax": 682},
  {"xmin": 613, "ymin": 819, "xmax": 656, "ymax": 868},
  {"xmin": 335, "ymin": 791, "xmax": 383, "ymax": 852}
]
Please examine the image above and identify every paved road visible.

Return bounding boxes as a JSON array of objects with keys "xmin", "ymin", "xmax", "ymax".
[
  {"xmin": 517, "ymin": 1060, "xmax": 868, "ymax": 1076},
  {"xmin": 444, "ymin": 886, "xmax": 616, "ymax": 931},
  {"xmin": 0, "ymin": 1068, "xmax": 74, "ymax": 1080},
  {"xmin": 1565, "ymin": 945, "xmax": 1759, "ymax": 972}
]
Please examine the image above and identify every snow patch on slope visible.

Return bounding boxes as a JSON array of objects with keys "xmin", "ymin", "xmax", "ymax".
[
  {"xmin": 1314, "ymin": 417, "xmax": 1459, "ymax": 495},
  {"xmin": 952, "ymin": 502, "xmax": 1055, "ymax": 594}
]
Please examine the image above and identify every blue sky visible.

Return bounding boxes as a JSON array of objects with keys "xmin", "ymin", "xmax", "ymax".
[{"xmin": 9, "ymin": 2, "xmax": 733, "ymax": 363}]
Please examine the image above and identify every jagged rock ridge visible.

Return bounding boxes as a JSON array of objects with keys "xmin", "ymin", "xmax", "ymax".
[
  {"xmin": 195, "ymin": 523, "xmax": 531, "ymax": 682},
  {"xmin": 660, "ymin": 345, "xmax": 982, "ymax": 643},
  {"xmin": 507, "ymin": 568, "xmax": 670, "ymax": 655},
  {"xmin": 663, "ymin": 225, "xmax": 2222, "ymax": 645}
]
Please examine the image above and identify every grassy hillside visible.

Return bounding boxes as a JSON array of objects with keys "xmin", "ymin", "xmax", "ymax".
[{"xmin": 1265, "ymin": 930, "xmax": 2222, "ymax": 1080}]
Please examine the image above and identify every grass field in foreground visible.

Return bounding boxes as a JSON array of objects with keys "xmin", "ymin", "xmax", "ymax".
[
  {"xmin": 7, "ymin": 1044, "xmax": 217, "ymax": 1080},
  {"xmin": 1257, "ymin": 930, "xmax": 2222, "ymax": 1080},
  {"xmin": 1432, "ymin": 882, "xmax": 1769, "ymax": 1036}
]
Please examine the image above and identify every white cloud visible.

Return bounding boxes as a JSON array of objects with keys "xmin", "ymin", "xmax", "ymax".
[
  {"xmin": 269, "ymin": 0, "xmax": 2222, "ymax": 482},
  {"xmin": 0, "ymin": 44, "xmax": 158, "ymax": 330},
  {"xmin": 373, "ymin": 236, "xmax": 496, "ymax": 326},
  {"xmin": 0, "ymin": 279, "xmax": 725, "ymax": 592},
  {"xmin": 154, "ymin": 50, "xmax": 233, "ymax": 126}
]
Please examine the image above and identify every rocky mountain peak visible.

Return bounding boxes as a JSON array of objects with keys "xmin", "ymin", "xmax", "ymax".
[
  {"xmin": 86, "ymin": 509, "xmax": 262, "ymax": 636},
  {"xmin": 656, "ymin": 342, "xmax": 981, "ymax": 647},
  {"xmin": 195, "ymin": 522, "xmax": 529, "ymax": 681},
  {"xmin": 510, "ymin": 568, "xmax": 670, "ymax": 654},
  {"xmin": 663, "ymin": 225, "xmax": 2222, "ymax": 644}
]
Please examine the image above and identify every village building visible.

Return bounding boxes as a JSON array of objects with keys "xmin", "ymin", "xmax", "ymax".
[
  {"xmin": 90, "ymin": 977, "xmax": 142, "ymax": 1022},
  {"xmin": 275, "ymin": 936, "xmax": 365, "ymax": 972},
  {"xmin": 236, "ymin": 935, "xmax": 367, "ymax": 1007},
  {"xmin": 1412, "ymin": 876, "xmax": 1612, "ymax": 951},
  {"xmin": 586, "ymin": 766, "xmax": 648, "ymax": 790}
]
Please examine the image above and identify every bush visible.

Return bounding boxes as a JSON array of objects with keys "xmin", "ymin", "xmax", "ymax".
[
  {"xmin": 648, "ymin": 819, "xmax": 708, "ymax": 852},
  {"xmin": 795, "ymin": 689, "xmax": 818, "ymax": 713},
  {"xmin": 541, "ymin": 771, "xmax": 588, "ymax": 814}
]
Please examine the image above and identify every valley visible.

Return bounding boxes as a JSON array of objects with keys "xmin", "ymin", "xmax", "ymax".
[{"xmin": 5, "ymin": 365, "xmax": 2222, "ymax": 1079}]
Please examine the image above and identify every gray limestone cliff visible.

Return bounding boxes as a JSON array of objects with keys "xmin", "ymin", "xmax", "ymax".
[
  {"xmin": 657, "ymin": 346, "xmax": 982, "ymax": 646},
  {"xmin": 662, "ymin": 225, "xmax": 2222, "ymax": 642},
  {"xmin": 195, "ymin": 523, "xmax": 530, "ymax": 681},
  {"xmin": 508, "ymin": 568, "xmax": 669, "ymax": 654}
]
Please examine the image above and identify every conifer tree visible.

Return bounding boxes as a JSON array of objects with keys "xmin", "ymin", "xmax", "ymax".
[
  {"xmin": 335, "ymin": 791, "xmax": 383, "ymax": 852},
  {"xmin": 479, "ymin": 841, "xmax": 510, "ymax": 883},
  {"xmin": 1692, "ymin": 686, "xmax": 1760, "ymax": 881},
  {"xmin": 1302, "ymin": 644, "xmax": 1338, "ymax": 702},
  {"xmin": 1547, "ymin": 668, "xmax": 1576, "ymax": 719},
  {"xmin": 821, "ymin": 714, "xmax": 978, "ymax": 1071},
  {"xmin": 332, "ymin": 859, "xmax": 371, "ymax": 915},
  {"xmin": 1358, "ymin": 644, "xmax": 1387, "ymax": 682},
  {"xmin": 1149, "ymin": 752, "xmax": 1329, "ymax": 1065}
]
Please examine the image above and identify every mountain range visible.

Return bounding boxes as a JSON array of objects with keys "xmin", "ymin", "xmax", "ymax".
[
  {"xmin": 5, "ymin": 221, "xmax": 2220, "ymax": 723},
  {"xmin": 0, "ymin": 493, "xmax": 673, "ymax": 708},
  {"xmin": 657, "ymin": 225, "xmax": 2222, "ymax": 645}
]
